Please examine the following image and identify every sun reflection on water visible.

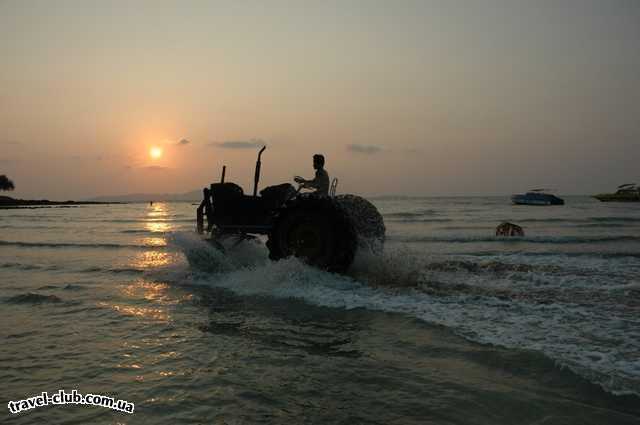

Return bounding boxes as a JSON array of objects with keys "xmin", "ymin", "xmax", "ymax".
[
  {"xmin": 131, "ymin": 251, "xmax": 171, "ymax": 268},
  {"xmin": 145, "ymin": 222, "xmax": 172, "ymax": 233},
  {"xmin": 141, "ymin": 237, "xmax": 167, "ymax": 247},
  {"xmin": 122, "ymin": 281, "xmax": 170, "ymax": 300},
  {"xmin": 145, "ymin": 202, "xmax": 174, "ymax": 233},
  {"xmin": 147, "ymin": 202, "xmax": 169, "ymax": 217},
  {"xmin": 98, "ymin": 301, "xmax": 169, "ymax": 321}
]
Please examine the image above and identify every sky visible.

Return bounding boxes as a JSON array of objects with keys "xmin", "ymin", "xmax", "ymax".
[{"xmin": 1, "ymin": 0, "xmax": 639, "ymax": 199}]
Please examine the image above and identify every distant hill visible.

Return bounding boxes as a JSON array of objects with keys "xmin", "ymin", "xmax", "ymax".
[{"xmin": 84, "ymin": 190, "xmax": 202, "ymax": 203}]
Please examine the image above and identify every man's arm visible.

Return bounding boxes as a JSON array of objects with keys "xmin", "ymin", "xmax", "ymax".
[
  {"xmin": 305, "ymin": 178, "xmax": 320, "ymax": 189},
  {"xmin": 294, "ymin": 175, "xmax": 316, "ymax": 188}
]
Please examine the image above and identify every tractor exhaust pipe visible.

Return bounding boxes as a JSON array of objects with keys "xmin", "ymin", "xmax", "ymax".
[
  {"xmin": 253, "ymin": 146, "xmax": 266, "ymax": 196},
  {"xmin": 220, "ymin": 165, "xmax": 226, "ymax": 183}
]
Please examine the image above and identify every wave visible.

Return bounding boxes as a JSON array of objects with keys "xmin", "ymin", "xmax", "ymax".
[
  {"xmin": 386, "ymin": 218, "xmax": 453, "ymax": 223},
  {"xmin": 5, "ymin": 262, "xmax": 61, "ymax": 271},
  {"xmin": 572, "ymin": 223, "xmax": 629, "ymax": 228},
  {"xmin": 387, "ymin": 216, "xmax": 640, "ymax": 226},
  {"xmin": 1, "ymin": 262, "xmax": 56, "ymax": 271},
  {"xmin": 0, "ymin": 224, "xmax": 66, "ymax": 229},
  {"xmin": 439, "ymin": 225, "xmax": 493, "ymax": 230},
  {"xmin": 384, "ymin": 209, "xmax": 438, "ymax": 218},
  {"xmin": 64, "ymin": 284, "xmax": 86, "ymax": 291},
  {"xmin": 424, "ymin": 259, "xmax": 561, "ymax": 274},
  {"xmin": 109, "ymin": 267, "xmax": 145, "ymax": 274},
  {"xmin": 0, "ymin": 215, "xmax": 65, "ymax": 222},
  {"xmin": 391, "ymin": 235, "xmax": 640, "ymax": 244},
  {"xmin": 517, "ymin": 218, "xmax": 576, "ymax": 223},
  {"xmin": 0, "ymin": 240, "xmax": 156, "ymax": 249},
  {"xmin": 163, "ymin": 232, "xmax": 640, "ymax": 396},
  {"xmin": 517, "ymin": 217, "xmax": 640, "ymax": 224},
  {"xmin": 589, "ymin": 217, "xmax": 640, "ymax": 223},
  {"xmin": 458, "ymin": 251, "xmax": 640, "ymax": 260},
  {"xmin": 5, "ymin": 293, "xmax": 63, "ymax": 304},
  {"xmin": 79, "ymin": 266, "xmax": 144, "ymax": 274},
  {"xmin": 0, "ymin": 261, "xmax": 145, "ymax": 274},
  {"xmin": 100, "ymin": 218, "xmax": 194, "ymax": 224}
]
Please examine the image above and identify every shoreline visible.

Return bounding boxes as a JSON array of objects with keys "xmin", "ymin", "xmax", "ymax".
[{"xmin": 0, "ymin": 197, "xmax": 122, "ymax": 209}]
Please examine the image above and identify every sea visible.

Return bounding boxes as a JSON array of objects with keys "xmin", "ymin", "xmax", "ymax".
[{"xmin": 1, "ymin": 196, "xmax": 639, "ymax": 424}]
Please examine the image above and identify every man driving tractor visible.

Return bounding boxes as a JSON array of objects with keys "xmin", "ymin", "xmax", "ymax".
[
  {"xmin": 195, "ymin": 147, "xmax": 385, "ymax": 273},
  {"xmin": 294, "ymin": 154, "xmax": 330, "ymax": 196}
]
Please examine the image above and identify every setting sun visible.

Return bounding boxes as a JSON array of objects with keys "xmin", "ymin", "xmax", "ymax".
[{"xmin": 149, "ymin": 147, "xmax": 163, "ymax": 159}]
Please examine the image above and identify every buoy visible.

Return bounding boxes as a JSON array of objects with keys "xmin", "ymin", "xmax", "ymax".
[{"xmin": 496, "ymin": 222, "xmax": 524, "ymax": 237}]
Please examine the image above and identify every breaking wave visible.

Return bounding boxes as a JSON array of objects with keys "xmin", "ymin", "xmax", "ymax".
[{"xmin": 165, "ymin": 231, "xmax": 640, "ymax": 397}]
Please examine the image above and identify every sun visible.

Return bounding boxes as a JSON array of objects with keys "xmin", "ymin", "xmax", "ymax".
[{"xmin": 149, "ymin": 147, "xmax": 163, "ymax": 159}]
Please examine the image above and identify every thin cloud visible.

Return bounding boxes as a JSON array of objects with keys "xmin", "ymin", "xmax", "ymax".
[
  {"xmin": 209, "ymin": 139, "xmax": 266, "ymax": 149},
  {"xmin": 347, "ymin": 144, "xmax": 382, "ymax": 154}
]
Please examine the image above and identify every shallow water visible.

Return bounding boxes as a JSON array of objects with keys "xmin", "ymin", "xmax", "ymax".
[{"xmin": 1, "ymin": 197, "xmax": 639, "ymax": 424}]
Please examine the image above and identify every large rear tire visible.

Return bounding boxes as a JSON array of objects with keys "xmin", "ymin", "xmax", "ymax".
[
  {"xmin": 334, "ymin": 194, "xmax": 385, "ymax": 254},
  {"xmin": 267, "ymin": 196, "xmax": 357, "ymax": 273}
]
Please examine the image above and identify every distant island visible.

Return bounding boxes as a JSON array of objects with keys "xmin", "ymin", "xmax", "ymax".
[
  {"xmin": 0, "ymin": 196, "xmax": 120, "ymax": 209},
  {"xmin": 0, "ymin": 189, "xmax": 203, "ymax": 207},
  {"xmin": 84, "ymin": 189, "xmax": 202, "ymax": 203}
]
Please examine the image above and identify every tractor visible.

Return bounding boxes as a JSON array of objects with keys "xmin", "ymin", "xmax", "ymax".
[{"xmin": 196, "ymin": 147, "xmax": 385, "ymax": 273}]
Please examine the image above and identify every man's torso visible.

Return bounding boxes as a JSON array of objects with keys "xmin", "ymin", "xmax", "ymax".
[{"xmin": 315, "ymin": 168, "xmax": 330, "ymax": 196}]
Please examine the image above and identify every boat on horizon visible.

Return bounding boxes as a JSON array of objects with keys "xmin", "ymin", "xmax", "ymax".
[
  {"xmin": 593, "ymin": 184, "xmax": 640, "ymax": 202},
  {"xmin": 511, "ymin": 189, "xmax": 564, "ymax": 206}
]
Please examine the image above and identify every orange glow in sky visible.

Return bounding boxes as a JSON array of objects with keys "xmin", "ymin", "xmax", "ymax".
[
  {"xmin": 2, "ymin": 2, "xmax": 640, "ymax": 199},
  {"xmin": 150, "ymin": 147, "xmax": 163, "ymax": 160}
]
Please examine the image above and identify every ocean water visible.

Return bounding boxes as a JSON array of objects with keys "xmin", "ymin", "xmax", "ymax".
[{"xmin": 1, "ymin": 196, "xmax": 639, "ymax": 424}]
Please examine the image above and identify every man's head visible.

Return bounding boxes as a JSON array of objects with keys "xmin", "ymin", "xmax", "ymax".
[
  {"xmin": 313, "ymin": 154, "xmax": 325, "ymax": 170},
  {"xmin": 203, "ymin": 187, "xmax": 210, "ymax": 196}
]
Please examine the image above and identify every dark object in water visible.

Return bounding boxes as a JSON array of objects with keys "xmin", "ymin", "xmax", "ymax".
[
  {"xmin": 196, "ymin": 147, "xmax": 385, "ymax": 273},
  {"xmin": 593, "ymin": 184, "xmax": 640, "ymax": 202},
  {"xmin": 496, "ymin": 222, "xmax": 524, "ymax": 237},
  {"xmin": 511, "ymin": 189, "xmax": 564, "ymax": 206}
]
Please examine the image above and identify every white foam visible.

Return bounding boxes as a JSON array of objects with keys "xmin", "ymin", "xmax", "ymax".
[
  {"xmin": 167, "ymin": 231, "xmax": 268, "ymax": 273},
  {"xmin": 166, "ymin": 231, "xmax": 640, "ymax": 396}
]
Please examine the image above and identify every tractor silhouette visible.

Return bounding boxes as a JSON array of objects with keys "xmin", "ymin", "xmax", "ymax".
[{"xmin": 197, "ymin": 147, "xmax": 385, "ymax": 273}]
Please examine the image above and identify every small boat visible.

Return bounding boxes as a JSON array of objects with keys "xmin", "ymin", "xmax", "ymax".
[
  {"xmin": 511, "ymin": 189, "xmax": 564, "ymax": 206},
  {"xmin": 593, "ymin": 184, "xmax": 640, "ymax": 202}
]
